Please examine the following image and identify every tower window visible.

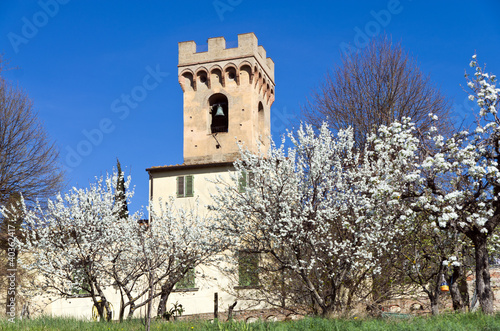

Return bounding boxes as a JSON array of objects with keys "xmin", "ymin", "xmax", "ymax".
[
  {"xmin": 239, "ymin": 65, "xmax": 252, "ymax": 84},
  {"xmin": 209, "ymin": 93, "xmax": 229, "ymax": 134},
  {"xmin": 197, "ymin": 70, "xmax": 208, "ymax": 87},
  {"xmin": 225, "ymin": 67, "xmax": 237, "ymax": 82},
  {"xmin": 258, "ymin": 101, "xmax": 264, "ymax": 130}
]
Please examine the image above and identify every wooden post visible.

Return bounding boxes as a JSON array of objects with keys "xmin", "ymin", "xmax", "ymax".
[
  {"xmin": 214, "ymin": 292, "xmax": 219, "ymax": 320},
  {"xmin": 227, "ymin": 301, "xmax": 237, "ymax": 321}
]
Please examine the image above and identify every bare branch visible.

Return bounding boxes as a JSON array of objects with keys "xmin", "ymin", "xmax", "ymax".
[{"xmin": 302, "ymin": 35, "xmax": 453, "ymax": 150}]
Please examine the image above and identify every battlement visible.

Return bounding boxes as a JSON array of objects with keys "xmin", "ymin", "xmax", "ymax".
[{"xmin": 178, "ymin": 32, "xmax": 274, "ymax": 82}]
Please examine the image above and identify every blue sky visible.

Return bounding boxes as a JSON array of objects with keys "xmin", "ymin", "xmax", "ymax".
[{"xmin": 1, "ymin": 0, "xmax": 499, "ymax": 212}]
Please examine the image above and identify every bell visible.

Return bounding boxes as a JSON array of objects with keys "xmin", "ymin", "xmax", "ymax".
[{"xmin": 214, "ymin": 104, "xmax": 224, "ymax": 117}]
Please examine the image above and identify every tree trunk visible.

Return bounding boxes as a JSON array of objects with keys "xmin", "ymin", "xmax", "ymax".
[
  {"xmin": 146, "ymin": 275, "xmax": 153, "ymax": 331},
  {"xmin": 473, "ymin": 236, "xmax": 494, "ymax": 314},
  {"xmin": 430, "ymin": 300, "xmax": 439, "ymax": 315},
  {"xmin": 127, "ymin": 302, "xmax": 136, "ymax": 319},
  {"xmin": 427, "ymin": 291, "xmax": 439, "ymax": 315},
  {"xmin": 118, "ymin": 288, "xmax": 125, "ymax": 322},
  {"xmin": 458, "ymin": 270, "xmax": 470, "ymax": 311},
  {"xmin": 449, "ymin": 265, "xmax": 465, "ymax": 312},
  {"xmin": 156, "ymin": 283, "xmax": 173, "ymax": 318},
  {"xmin": 103, "ymin": 299, "xmax": 112, "ymax": 321},
  {"xmin": 227, "ymin": 301, "xmax": 237, "ymax": 321},
  {"xmin": 320, "ymin": 285, "xmax": 337, "ymax": 318},
  {"xmin": 94, "ymin": 283, "xmax": 112, "ymax": 321},
  {"xmin": 91, "ymin": 295, "xmax": 104, "ymax": 321},
  {"xmin": 280, "ymin": 268, "xmax": 286, "ymax": 308},
  {"xmin": 320, "ymin": 305, "xmax": 337, "ymax": 318},
  {"xmin": 426, "ymin": 276, "xmax": 440, "ymax": 316},
  {"xmin": 120, "ymin": 287, "xmax": 136, "ymax": 320},
  {"xmin": 301, "ymin": 272, "xmax": 335, "ymax": 317}
]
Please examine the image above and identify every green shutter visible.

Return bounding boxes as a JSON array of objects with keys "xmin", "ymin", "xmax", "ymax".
[
  {"xmin": 248, "ymin": 171, "xmax": 254, "ymax": 187},
  {"xmin": 185, "ymin": 175, "xmax": 194, "ymax": 197},
  {"xmin": 238, "ymin": 252, "xmax": 259, "ymax": 287},
  {"xmin": 176, "ymin": 268, "xmax": 195, "ymax": 289},
  {"xmin": 177, "ymin": 176, "xmax": 184, "ymax": 197},
  {"xmin": 238, "ymin": 171, "xmax": 247, "ymax": 193}
]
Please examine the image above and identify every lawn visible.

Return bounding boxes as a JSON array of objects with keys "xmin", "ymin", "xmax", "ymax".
[{"xmin": 1, "ymin": 313, "xmax": 500, "ymax": 330}]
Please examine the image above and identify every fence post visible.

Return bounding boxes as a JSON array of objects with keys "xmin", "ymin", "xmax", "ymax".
[{"xmin": 214, "ymin": 292, "xmax": 219, "ymax": 320}]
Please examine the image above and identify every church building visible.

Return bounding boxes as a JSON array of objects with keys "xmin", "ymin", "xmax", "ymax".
[{"xmin": 145, "ymin": 32, "xmax": 275, "ymax": 316}]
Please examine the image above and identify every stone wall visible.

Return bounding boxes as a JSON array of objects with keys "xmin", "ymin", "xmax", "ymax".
[
  {"xmin": 380, "ymin": 266, "xmax": 500, "ymax": 314},
  {"xmin": 176, "ymin": 267, "xmax": 500, "ymax": 322}
]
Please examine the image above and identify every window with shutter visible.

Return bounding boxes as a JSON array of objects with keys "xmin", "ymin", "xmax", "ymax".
[
  {"xmin": 71, "ymin": 267, "xmax": 90, "ymax": 296},
  {"xmin": 239, "ymin": 171, "xmax": 253, "ymax": 193},
  {"xmin": 238, "ymin": 251, "xmax": 259, "ymax": 287},
  {"xmin": 177, "ymin": 175, "xmax": 194, "ymax": 198},
  {"xmin": 175, "ymin": 268, "xmax": 196, "ymax": 289}
]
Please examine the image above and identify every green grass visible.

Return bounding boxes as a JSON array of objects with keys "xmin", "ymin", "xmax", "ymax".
[{"xmin": 1, "ymin": 313, "xmax": 500, "ymax": 331}]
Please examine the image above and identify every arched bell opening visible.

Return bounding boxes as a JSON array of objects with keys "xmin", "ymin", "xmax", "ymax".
[{"xmin": 209, "ymin": 93, "xmax": 229, "ymax": 134}]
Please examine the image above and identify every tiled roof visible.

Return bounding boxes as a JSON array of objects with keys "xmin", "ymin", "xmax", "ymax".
[{"xmin": 146, "ymin": 161, "xmax": 234, "ymax": 173}]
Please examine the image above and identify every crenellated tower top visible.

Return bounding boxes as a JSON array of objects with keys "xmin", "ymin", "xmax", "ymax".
[
  {"xmin": 178, "ymin": 33, "xmax": 275, "ymax": 165},
  {"xmin": 178, "ymin": 33, "xmax": 274, "ymax": 83}
]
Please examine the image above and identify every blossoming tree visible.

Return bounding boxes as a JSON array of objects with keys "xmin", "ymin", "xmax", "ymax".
[
  {"xmin": 210, "ymin": 121, "xmax": 420, "ymax": 316},
  {"xmin": 3, "ymin": 171, "xmax": 227, "ymax": 323},
  {"xmin": 368, "ymin": 56, "xmax": 499, "ymax": 314},
  {"xmin": 411, "ymin": 56, "xmax": 500, "ymax": 314},
  {"xmin": 211, "ymin": 55, "xmax": 500, "ymax": 315},
  {"xmin": 11, "ymin": 173, "xmax": 128, "ymax": 321}
]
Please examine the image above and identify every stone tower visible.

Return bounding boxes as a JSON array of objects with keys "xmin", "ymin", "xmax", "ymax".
[{"xmin": 178, "ymin": 33, "xmax": 275, "ymax": 165}]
